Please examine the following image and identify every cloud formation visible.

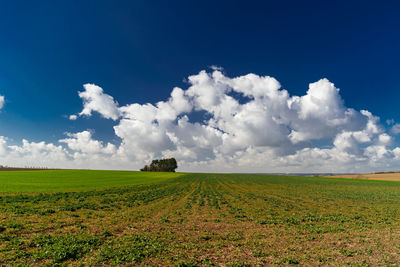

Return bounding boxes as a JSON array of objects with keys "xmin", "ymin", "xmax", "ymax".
[
  {"xmin": 0, "ymin": 95, "xmax": 4, "ymax": 109},
  {"xmin": 390, "ymin": 123, "xmax": 400, "ymax": 135},
  {"xmin": 74, "ymin": 84, "xmax": 120, "ymax": 120},
  {"xmin": 69, "ymin": 115, "xmax": 77, "ymax": 120},
  {"xmin": 1, "ymin": 69, "xmax": 400, "ymax": 173}
]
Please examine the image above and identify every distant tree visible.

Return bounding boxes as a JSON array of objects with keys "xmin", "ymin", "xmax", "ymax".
[
  {"xmin": 140, "ymin": 165, "xmax": 150, "ymax": 171},
  {"xmin": 140, "ymin": 158, "xmax": 177, "ymax": 172}
]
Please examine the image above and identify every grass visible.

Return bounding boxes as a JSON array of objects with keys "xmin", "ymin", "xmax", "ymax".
[
  {"xmin": 0, "ymin": 170, "xmax": 182, "ymax": 192},
  {"xmin": 1, "ymin": 172, "xmax": 400, "ymax": 265}
]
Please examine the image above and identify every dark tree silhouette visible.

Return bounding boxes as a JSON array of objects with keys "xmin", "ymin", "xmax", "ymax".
[{"xmin": 140, "ymin": 158, "xmax": 178, "ymax": 172}]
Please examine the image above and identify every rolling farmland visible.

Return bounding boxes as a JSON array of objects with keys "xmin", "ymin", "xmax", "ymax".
[{"xmin": 1, "ymin": 171, "xmax": 400, "ymax": 265}]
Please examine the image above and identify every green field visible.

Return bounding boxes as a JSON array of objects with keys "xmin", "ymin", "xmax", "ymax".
[
  {"xmin": 0, "ymin": 170, "xmax": 181, "ymax": 192},
  {"xmin": 1, "ymin": 171, "xmax": 400, "ymax": 265}
]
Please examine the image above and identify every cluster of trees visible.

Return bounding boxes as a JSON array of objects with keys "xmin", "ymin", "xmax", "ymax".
[{"xmin": 140, "ymin": 158, "xmax": 178, "ymax": 172}]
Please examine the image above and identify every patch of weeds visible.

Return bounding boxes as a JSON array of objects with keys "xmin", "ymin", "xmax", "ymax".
[
  {"xmin": 77, "ymin": 224, "xmax": 87, "ymax": 229},
  {"xmin": 357, "ymin": 259, "xmax": 370, "ymax": 267},
  {"xmin": 0, "ymin": 225, "xmax": 6, "ymax": 232},
  {"xmin": 7, "ymin": 221, "xmax": 24, "ymax": 230},
  {"xmin": 257, "ymin": 218, "xmax": 279, "ymax": 225},
  {"xmin": 225, "ymin": 231, "xmax": 243, "ymax": 241},
  {"xmin": 227, "ymin": 263, "xmax": 251, "ymax": 267},
  {"xmin": 0, "ymin": 233, "xmax": 12, "ymax": 241},
  {"xmin": 174, "ymin": 261, "xmax": 198, "ymax": 267},
  {"xmin": 102, "ymin": 230, "xmax": 113, "ymax": 238},
  {"xmin": 160, "ymin": 215, "xmax": 170, "ymax": 223},
  {"xmin": 339, "ymin": 248, "xmax": 361, "ymax": 257},
  {"xmin": 316, "ymin": 255, "xmax": 326, "ymax": 263},
  {"xmin": 30, "ymin": 234, "xmax": 101, "ymax": 263},
  {"xmin": 281, "ymin": 256, "xmax": 299, "ymax": 264},
  {"xmin": 11, "ymin": 261, "xmax": 31, "ymax": 266},
  {"xmin": 59, "ymin": 203, "xmax": 79, "ymax": 212},
  {"xmin": 199, "ymin": 198, "xmax": 205, "ymax": 206},
  {"xmin": 284, "ymin": 217, "xmax": 301, "ymax": 225},
  {"xmin": 306, "ymin": 234, "xmax": 318, "ymax": 241},
  {"xmin": 199, "ymin": 235, "xmax": 212, "ymax": 241},
  {"xmin": 199, "ymin": 258, "xmax": 215, "ymax": 266},
  {"xmin": 38, "ymin": 209, "xmax": 56, "ymax": 215},
  {"xmin": 97, "ymin": 233, "xmax": 165, "ymax": 264},
  {"xmin": 252, "ymin": 249, "xmax": 265, "ymax": 257},
  {"xmin": 11, "ymin": 250, "xmax": 32, "ymax": 260}
]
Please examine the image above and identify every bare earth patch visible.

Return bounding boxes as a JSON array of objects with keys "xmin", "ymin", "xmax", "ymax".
[{"xmin": 330, "ymin": 172, "xmax": 400, "ymax": 181}]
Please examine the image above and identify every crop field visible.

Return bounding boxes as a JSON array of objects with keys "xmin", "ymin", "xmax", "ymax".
[
  {"xmin": 1, "ymin": 172, "xmax": 400, "ymax": 266},
  {"xmin": 0, "ymin": 170, "xmax": 181, "ymax": 192},
  {"xmin": 331, "ymin": 172, "xmax": 400, "ymax": 182}
]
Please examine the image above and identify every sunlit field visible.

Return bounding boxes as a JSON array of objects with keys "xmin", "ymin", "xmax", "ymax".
[
  {"xmin": 1, "ymin": 171, "xmax": 400, "ymax": 265},
  {"xmin": 0, "ymin": 170, "xmax": 181, "ymax": 192}
]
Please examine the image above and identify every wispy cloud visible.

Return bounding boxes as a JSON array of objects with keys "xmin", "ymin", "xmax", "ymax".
[{"xmin": 0, "ymin": 95, "xmax": 5, "ymax": 109}]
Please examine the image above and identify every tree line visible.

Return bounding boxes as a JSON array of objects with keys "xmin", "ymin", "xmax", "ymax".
[{"xmin": 140, "ymin": 158, "xmax": 178, "ymax": 172}]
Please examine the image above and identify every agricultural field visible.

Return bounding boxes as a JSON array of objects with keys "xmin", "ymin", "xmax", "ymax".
[
  {"xmin": 331, "ymin": 172, "xmax": 400, "ymax": 182},
  {"xmin": 0, "ymin": 170, "xmax": 181, "ymax": 192},
  {"xmin": 1, "ymin": 171, "xmax": 400, "ymax": 266}
]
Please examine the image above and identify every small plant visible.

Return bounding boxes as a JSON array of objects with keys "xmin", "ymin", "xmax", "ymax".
[
  {"xmin": 252, "ymin": 249, "xmax": 264, "ymax": 257},
  {"xmin": 339, "ymin": 248, "xmax": 360, "ymax": 257},
  {"xmin": 281, "ymin": 256, "xmax": 299, "ymax": 264},
  {"xmin": 227, "ymin": 263, "xmax": 251, "ymax": 267},
  {"xmin": 160, "ymin": 216, "xmax": 170, "ymax": 223},
  {"xmin": 7, "ymin": 221, "xmax": 24, "ymax": 230},
  {"xmin": 174, "ymin": 261, "xmax": 198, "ymax": 267},
  {"xmin": 102, "ymin": 230, "xmax": 113, "ymax": 237},
  {"xmin": 38, "ymin": 208, "xmax": 56, "ymax": 215}
]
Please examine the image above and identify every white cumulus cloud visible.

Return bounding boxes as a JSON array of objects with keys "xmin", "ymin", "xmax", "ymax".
[
  {"xmin": 70, "ymin": 68, "xmax": 400, "ymax": 172},
  {"xmin": 1, "ymin": 69, "xmax": 400, "ymax": 173},
  {"xmin": 76, "ymin": 83, "xmax": 120, "ymax": 120},
  {"xmin": 59, "ymin": 131, "xmax": 116, "ymax": 154}
]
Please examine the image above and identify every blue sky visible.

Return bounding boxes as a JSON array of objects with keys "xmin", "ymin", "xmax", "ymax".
[{"xmin": 0, "ymin": 1, "xmax": 399, "ymax": 172}]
